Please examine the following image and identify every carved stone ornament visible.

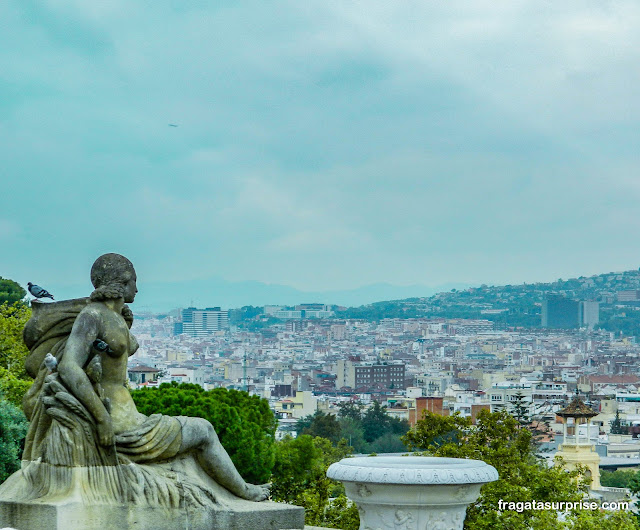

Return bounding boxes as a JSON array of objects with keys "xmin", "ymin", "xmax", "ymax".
[
  {"xmin": 327, "ymin": 455, "xmax": 498, "ymax": 484},
  {"xmin": 327, "ymin": 455, "xmax": 498, "ymax": 530}
]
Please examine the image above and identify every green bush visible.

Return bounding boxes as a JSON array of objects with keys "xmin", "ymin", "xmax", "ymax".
[
  {"xmin": 131, "ymin": 382, "xmax": 276, "ymax": 484},
  {"xmin": 0, "ymin": 397, "xmax": 28, "ymax": 483}
]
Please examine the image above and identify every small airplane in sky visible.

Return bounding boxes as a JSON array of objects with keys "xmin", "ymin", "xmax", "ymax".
[{"xmin": 168, "ymin": 124, "xmax": 178, "ymax": 127}]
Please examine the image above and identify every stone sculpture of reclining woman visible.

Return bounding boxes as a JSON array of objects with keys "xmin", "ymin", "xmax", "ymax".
[{"xmin": 5, "ymin": 253, "xmax": 269, "ymax": 509}]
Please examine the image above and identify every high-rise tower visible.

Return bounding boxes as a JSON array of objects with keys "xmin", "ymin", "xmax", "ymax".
[{"xmin": 175, "ymin": 307, "xmax": 229, "ymax": 337}]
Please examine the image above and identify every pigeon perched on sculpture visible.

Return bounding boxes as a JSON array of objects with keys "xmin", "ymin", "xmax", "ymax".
[
  {"xmin": 27, "ymin": 282, "xmax": 54, "ymax": 300},
  {"xmin": 43, "ymin": 353, "xmax": 57, "ymax": 372},
  {"xmin": 93, "ymin": 339, "xmax": 114, "ymax": 354}
]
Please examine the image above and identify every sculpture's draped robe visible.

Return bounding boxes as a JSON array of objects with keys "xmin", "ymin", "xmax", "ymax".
[
  {"xmin": 116, "ymin": 414, "xmax": 182, "ymax": 463},
  {"xmin": 22, "ymin": 298, "xmax": 90, "ymax": 460}
]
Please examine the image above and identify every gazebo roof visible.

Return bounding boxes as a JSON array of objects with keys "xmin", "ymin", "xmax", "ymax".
[{"xmin": 556, "ymin": 397, "xmax": 598, "ymax": 419}]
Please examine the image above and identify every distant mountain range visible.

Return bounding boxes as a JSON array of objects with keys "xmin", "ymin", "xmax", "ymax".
[
  {"xmin": 50, "ymin": 267, "xmax": 640, "ymax": 316},
  {"xmin": 128, "ymin": 277, "xmax": 472, "ymax": 313}
]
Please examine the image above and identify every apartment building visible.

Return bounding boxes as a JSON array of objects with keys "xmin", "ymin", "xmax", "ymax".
[{"xmin": 336, "ymin": 359, "xmax": 406, "ymax": 390}]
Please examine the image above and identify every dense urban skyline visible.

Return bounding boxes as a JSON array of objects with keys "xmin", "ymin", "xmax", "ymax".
[{"xmin": 2, "ymin": 2, "xmax": 639, "ymax": 305}]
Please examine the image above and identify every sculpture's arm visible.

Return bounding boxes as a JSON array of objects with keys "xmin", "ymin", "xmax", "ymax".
[{"xmin": 58, "ymin": 310, "xmax": 113, "ymax": 446}]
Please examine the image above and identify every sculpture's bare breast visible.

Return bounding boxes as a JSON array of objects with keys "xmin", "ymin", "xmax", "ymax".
[{"xmin": 97, "ymin": 307, "xmax": 145, "ymax": 434}]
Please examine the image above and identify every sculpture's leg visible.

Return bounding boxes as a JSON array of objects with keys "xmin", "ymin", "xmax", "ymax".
[{"xmin": 178, "ymin": 417, "xmax": 269, "ymax": 501}]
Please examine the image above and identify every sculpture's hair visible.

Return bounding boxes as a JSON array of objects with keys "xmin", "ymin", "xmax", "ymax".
[
  {"xmin": 90, "ymin": 253, "xmax": 135, "ymax": 302},
  {"xmin": 121, "ymin": 304, "xmax": 134, "ymax": 327}
]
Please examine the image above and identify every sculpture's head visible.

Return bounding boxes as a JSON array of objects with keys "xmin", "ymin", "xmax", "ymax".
[{"xmin": 90, "ymin": 253, "xmax": 138, "ymax": 303}]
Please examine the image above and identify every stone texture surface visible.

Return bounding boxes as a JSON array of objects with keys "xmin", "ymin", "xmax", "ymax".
[
  {"xmin": 0, "ymin": 498, "xmax": 304, "ymax": 530},
  {"xmin": 327, "ymin": 455, "xmax": 498, "ymax": 530}
]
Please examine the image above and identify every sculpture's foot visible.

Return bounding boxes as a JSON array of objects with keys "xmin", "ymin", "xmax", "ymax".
[{"xmin": 241, "ymin": 483, "xmax": 270, "ymax": 502}]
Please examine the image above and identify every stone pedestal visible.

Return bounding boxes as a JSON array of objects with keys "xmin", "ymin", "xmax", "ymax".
[
  {"xmin": 0, "ymin": 497, "xmax": 303, "ymax": 530},
  {"xmin": 0, "ymin": 455, "xmax": 304, "ymax": 530},
  {"xmin": 327, "ymin": 455, "xmax": 498, "ymax": 530}
]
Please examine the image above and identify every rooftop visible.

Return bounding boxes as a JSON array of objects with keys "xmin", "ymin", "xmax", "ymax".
[{"xmin": 556, "ymin": 397, "xmax": 598, "ymax": 419}]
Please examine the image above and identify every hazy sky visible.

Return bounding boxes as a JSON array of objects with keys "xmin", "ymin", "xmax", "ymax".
[{"xmin": 2, "ymin": 1, "xmax": 640, "ymax": 301}]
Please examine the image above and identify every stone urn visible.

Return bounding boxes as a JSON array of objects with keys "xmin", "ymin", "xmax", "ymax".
[{"xmin": 327, "ymin": 455, "xmax": 498, "ymax": 530}]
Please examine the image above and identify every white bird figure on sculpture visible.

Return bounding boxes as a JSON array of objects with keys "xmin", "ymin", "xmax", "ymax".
[{"xmin": 44, "ymin": 353, "xmax": 58, "ymax": 372}]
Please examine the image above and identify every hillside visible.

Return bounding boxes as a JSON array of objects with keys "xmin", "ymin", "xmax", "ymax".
[{"xmin": 335, "ymin": 268, "xmax": 640, "ymax": 334}]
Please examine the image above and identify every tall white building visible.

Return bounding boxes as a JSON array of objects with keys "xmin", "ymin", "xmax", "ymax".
[
  {"xmin": 177, "ymin": 307, "xmax": 229, "ymax": 337},
  {"xmin": 579, "ymin": 301, "xmax": 599, "ymax": 329}
]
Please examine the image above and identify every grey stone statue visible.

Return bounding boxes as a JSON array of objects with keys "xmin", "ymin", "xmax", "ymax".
[{"xmin": 0, "ymin": 254, "xmax": 304, "ymax": 529}]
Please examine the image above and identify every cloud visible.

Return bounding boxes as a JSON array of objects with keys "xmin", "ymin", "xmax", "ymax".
[
  {"xmin": 1, "ymin": 1, "xmax": 639, "ymax": 299},
  {"xmin": 268, "ymin": 228, "xmax": 368, "ymax": 253}
]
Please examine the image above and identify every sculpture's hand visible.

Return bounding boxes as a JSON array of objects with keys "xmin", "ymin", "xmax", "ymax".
[{"xmin": 96, "ymin": 416, "xmax": 115, "ymax": 446}]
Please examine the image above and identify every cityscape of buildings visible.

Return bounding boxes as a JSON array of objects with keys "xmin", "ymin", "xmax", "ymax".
[{"xmin": 127, "ymin": 278, "xmax": 640, "ymax": 460}]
